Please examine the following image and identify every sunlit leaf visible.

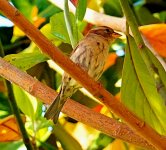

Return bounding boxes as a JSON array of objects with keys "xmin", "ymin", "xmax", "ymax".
[
  {"xmin": 0, "ymin": 115, "xmax": 26, "ymax": 142},
  {"xmin": 88, "ymin": 133, "xmax": 114, "ymax": 150},
  {"xmin": 26, "ymin": 117, "xmax": 53, "ymax": 142},
  {"xmin": 139, "ymin": 24, "xmax": 166, "ymax": 57},
  {"xmin": 121, "ymin": 35, "xmax": 166, "ymax": 135},
  {"xmin": 38, "ymin": 4, "xmax": 62, "ymax": 18},
  {"xmin": 50, "ymin": 12, "xmax": 71, "ymax": 44},
  {"xmin": 50, "ymin": 12, "xmax": 83, "ymax": 44},
  {"xmin": 31, "ymin": 6, "xmax": 46, "ymax": 28},
  {"xmin": 4, "ymin": 52, "xmax": 48, "ymax": 71},
  {"xmin": 88, "ymin": 0, "xmax": 103, "ymax": 11},
  {"xmin": 110, "ymin": 139, "xmax": 125, "ymax": 150},
  {"xmin": 54, "ymin": 122, "xmax": 83, "ymax": 150},
  {"xmin": 0, "ymin": 141, "xmax": 23, "ymax": 150},
  {"xmin": 12, "ymin": 85, "xmax": 41, "ymax": 121},
  {"xmin": 40, "ymin": 24, "xmax": 62, "ymax": 46},
  {"xmin": 13, "ymin": 26, "xmax": 25, "ymax": 37}
]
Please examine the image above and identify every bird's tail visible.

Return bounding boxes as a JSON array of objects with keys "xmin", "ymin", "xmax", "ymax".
[{"xmin": 45, "ymin": 94, "xmax": 65, "ymax": 123}]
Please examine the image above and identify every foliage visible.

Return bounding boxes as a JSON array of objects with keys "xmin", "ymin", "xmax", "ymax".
[{"xmin": 0, "ymin": 0, "xmax": 166, "ymax": 149}]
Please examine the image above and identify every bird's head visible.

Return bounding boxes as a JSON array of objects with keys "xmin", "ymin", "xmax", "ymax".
[{"xmin": 89, "ymin": 26, "xmax": 121, "ymax": 42}]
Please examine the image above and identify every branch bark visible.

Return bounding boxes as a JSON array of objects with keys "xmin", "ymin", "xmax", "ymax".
[
  {"xmin": 0, "ymin": 57, "xmax": 155, "ymax": 150},
  {"xmin": 0, "ymin": 0, "xmax": 166, "ymax": 149}
]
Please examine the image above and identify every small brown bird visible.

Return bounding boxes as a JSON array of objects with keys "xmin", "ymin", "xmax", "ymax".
[{"xmin": 45, "ymin": 26, "xmax": 121, "ymax": 123}]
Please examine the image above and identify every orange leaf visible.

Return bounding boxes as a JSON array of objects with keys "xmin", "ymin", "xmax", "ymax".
[
  {"xmin": 110, "ymin": 139, "xmax": 124, "ymax": 150},
  {"xmin": 32, "ymin": 6, "xmax": 46, "ymax": 28},
  {"xmin": 92, "ymin": 104, "xmax": 103, "ymax": 112},
  {"xmin": 103, "ymin": 53, "xmax": 118, "ymax": 71},
  {"xmin": 115, "ymin": 92, "xmax": 121, "ymax": 101},
  {"xmin": 33, "ymin": 17, "xmax": 46, "ymax": 28},
  {"xmin": 139, "ymin": 24, "xmax": 166, "ymax": 57},
  {"xmin": 31, "ymin": 6, "xmax": 38, "ymax": 20},
  {"xmin": 0, "ymin": 115, "xmax": 26, "ymax": 142}
]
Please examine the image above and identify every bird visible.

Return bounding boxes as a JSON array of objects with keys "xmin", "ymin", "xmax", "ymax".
[{"xmin": 45, "ymin": 26, "xmax": 121, "ymax": 123}]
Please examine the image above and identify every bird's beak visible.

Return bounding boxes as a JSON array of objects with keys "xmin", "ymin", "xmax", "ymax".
[{"xmin": 112, "ymin": 32, "xmax": 121, "ymax": 38}]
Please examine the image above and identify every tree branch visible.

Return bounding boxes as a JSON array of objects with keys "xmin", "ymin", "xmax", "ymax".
[
  {"xmin": 0, "ymin": 57, "xmax": 155, "ymax": 150},
  {"xmin": 0, "ymin": 0, "xmax": 166, "ymax": 149}
]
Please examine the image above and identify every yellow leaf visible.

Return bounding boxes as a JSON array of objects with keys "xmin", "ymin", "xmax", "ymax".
[
  {"xmin": 88, "ymin": 0, "xmax": 104, "ymax": 12},
  {"xmin": 110, "ymin": 139, "xmax": 124, "ymax": 150},
  {"xmin": 139, "ymin": 24, "xmax": 166, "ymax": 57},
  {"xmin": 13, "ymin": 26, "xmax": 25, "ymax": 37},
  {"xmin": 13, "ymin": 6, "xmax": 46, "ymax": 37}
]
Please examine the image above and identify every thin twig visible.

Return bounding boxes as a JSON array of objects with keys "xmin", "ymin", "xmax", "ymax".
[
  {"xmin": 0, "ymin": 57, "xmax": 155, "ymax": 150},
  {"xmin": 0, "ymin": 0, "xmax": 166, "ymax": 148}
]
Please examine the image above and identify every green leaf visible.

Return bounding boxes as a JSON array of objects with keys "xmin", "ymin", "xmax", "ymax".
[
  {"xmin": 35, "ymin": 0, "xmax": 50, "ymax": 13},
  {"xmin": 40, "ymin": 24, "xmax": 62, "ymax": 46},
  {"xmin": 53, "ymin": 123, "xmax": 83, "ymax": 150},
  {"xmin": 11, "ymin": 0, "xmax": 34, "ymax": 20},
  {"xmin": 146, "ymin": 48, "xmax": 166, "ymax": 89},
  {"xmin": 12, "ymin": 84, "xmax": 41, "ymax": 121},
  {"xmin": 50, "ymin": 12, "xmax": 83, "ymax": 45},
  {"xmin": 50, "ymin": 12, "xmax": 70, "ymax": 44},
  {"xmin": 159, "ymin": 11, "xmax": 166, "ymax": 22},
  {"xmin": 121, "ymin": 35, "xmax": 166, "ymax": 135},
  {"xmin": 76, "ymin": 0, "xmax": 87, "ymax": 21},
  {"xmin": 4, "ymin": 51, "xmax": 48, "ymax": 71},
  {"xmin": 103, "ymin": 0, "xmax": 123, "ymax": 17},
  {"xmin": 72, "ymin": 90, "xmax": 100, "ymax": 108},
  {"xmin": 39, "ymin": 141, "xmax": 58, "ymax": 150},
  {"xmin": 64, "ymin": 0, "xmax": 77, "ymax": 48},
  {"xmin": 26, "ymin": 117, "xmax": 53, "ymax": 142},
  {"xmin": 88, "ymin": 133, "xmax": 114, "ymax": 150},
  {"xmin": 0, "ymin": 141, "xmax": 24, "ymax": 150},
  {"xmin": 38, "ymin": 4, "xmax": 62, "ymax": 18},
  {"xmin": 134, "ymin": 6, "xmax": 160, "ymax": 25},
  {"xmin": 0, "ymin": 93, "xmax": 12, "ymax": 119}
]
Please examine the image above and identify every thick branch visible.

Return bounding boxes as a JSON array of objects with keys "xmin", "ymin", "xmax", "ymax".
[
  {"xmin": 0, "ymin": 57, "xmax": 155, "ymax": 150},
  {"xmin": 0, "ymin": 0, "xmax": 166, "ymax": 149}
]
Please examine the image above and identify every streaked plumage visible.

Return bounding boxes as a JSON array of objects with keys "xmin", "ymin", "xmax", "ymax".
[{"xmin": 45, "ymin": 26, "xmax": 121, "ymax": 123}]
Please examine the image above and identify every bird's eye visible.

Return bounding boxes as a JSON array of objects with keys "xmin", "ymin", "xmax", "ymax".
[{"xmin": 106, "ymin": 29, "xmax": 110, "ymax": 32}]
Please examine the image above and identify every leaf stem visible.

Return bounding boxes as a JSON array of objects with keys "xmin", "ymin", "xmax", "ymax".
[
  {"xmin": 0, "ymin": 40, "xmax": 34, "ymax": 150},
  {"xmin": 64, "ymin": 0, "xmax": 77, "ymax": 48},
  {"xmin": 119, "ymin": 0, "xmax": 144, "ymax": 47}
]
